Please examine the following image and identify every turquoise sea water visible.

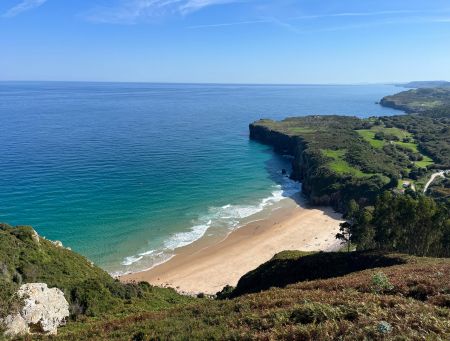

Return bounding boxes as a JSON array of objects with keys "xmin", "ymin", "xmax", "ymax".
[{"xmin": 0, "ymin": 82, "xmax": 401, "ymax": 274}]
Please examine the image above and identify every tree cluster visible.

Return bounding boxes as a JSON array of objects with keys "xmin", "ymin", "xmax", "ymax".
[{"xmin": 338, "ymin": 192, "xmax": 450, "ymax": 257}]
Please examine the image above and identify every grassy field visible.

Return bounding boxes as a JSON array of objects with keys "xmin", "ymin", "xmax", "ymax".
[
  {"xmin": 357, "ymin": 126, "xmax": 412, "ymax": 148},
  {"xmin": 393, "ymin": 141, "xmax": 434, "ymax": 167},
  {"xmin": 356, "ymin": 129, "xmax": 385, "ymax": 148},
  {"xmin": 395, "ymin": 141, "xmax": 418, "ymax": 152},
  {"xmin": 286, "ymin": 127, "xmax": 317, "ymax": 135},
  {"xmin": 321, "ymin": 149, "xmax": 369, "ymax": 177},
  {"xmin": 356, "ymin": 125, "xmax": 434, "ymax": 168},
  {"xmin": 371, "ymin": 126, "xmax": 412, "ymax": 139},
  {"xmin": 415, "ymin": 158, "xmax": 435, "ymax": 168}
]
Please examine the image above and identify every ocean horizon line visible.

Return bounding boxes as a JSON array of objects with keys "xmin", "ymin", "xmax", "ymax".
[{"xmin": 0, "ymin": 79, "xmax": 401, "ymax": 87}]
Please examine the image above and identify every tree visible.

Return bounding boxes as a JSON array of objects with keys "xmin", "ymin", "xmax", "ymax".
[
  {"xmin": 336, "ymin": 222, "xmax": 352, "ymax": 252},
  {"xmin": 374, "ymin": 132, "xmax": 385, "ymax": 141},
  {"xmin": 352, "ymin": 207, "xmax": 375, "ymax": 250},
  {"xmin": 386, "ymin": 177, "xmax": 399, "ymax": 189},
  {"xmin": 336, "ymin": 200, "xmax": 360, "ymax": 252}
]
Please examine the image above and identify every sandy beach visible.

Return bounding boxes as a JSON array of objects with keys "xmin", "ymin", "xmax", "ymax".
[{"xmin": 121, "ymin": 197, "xmax": 343, "ymax": 295}]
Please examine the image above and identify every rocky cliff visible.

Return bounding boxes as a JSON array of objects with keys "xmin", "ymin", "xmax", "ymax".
[
  {"xmin": 249, "ymin": 119, "xmax": 387, "ymax": 210},
  {"xmin": 249, "ymin": 121, "xmax": 329, "ymax": 204}
]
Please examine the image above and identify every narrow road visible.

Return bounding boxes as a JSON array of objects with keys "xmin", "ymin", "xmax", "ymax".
[{"xmin": 423, "ymin": 171, "xmax": 446, "ymax": 193}]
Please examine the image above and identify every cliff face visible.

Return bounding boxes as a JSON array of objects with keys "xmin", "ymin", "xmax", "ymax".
[
  {"xmin": 249, "ymin": 122, "xmax": 317, "ymax": 202},
  {"xmin": 249, "ymin": 123, "xmax": 306, "ymax": 181},
  {"xmin": 249, "ymin": 123, "xmax": 299, "ymax": 156},
  {"xmin": 379, "ymin": 97, "xmax": 413, "ymax": 113}
]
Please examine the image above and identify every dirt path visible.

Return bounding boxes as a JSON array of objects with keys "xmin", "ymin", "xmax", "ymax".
[{"xmin": 423, "ymin": 171, "xmax": 446, "ymax": 193}]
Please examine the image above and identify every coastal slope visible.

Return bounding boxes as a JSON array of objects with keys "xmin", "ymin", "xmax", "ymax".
[{"xmin": 27, "ymin": 249, "xmax": 450, "ymax": 340}]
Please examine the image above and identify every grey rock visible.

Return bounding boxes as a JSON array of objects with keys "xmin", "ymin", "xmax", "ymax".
[{"xmin": 2, "ymin": 283, "xmax": 69, "ymax": 337}]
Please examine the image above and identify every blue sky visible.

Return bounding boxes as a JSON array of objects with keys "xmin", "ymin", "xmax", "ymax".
[{"xmin": 1, "ymin": 0, "xmax": 450, "ymax": 83}]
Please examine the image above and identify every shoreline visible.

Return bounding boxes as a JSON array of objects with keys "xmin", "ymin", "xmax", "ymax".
[{"xmin": 120, "ymin": 196, "xmax": 344, "ymax": 295}]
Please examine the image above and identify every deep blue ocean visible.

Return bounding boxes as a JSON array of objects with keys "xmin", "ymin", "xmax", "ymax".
[{"xmin": 0, "ymin": 82, "xmax": 401, "ymax": 274}]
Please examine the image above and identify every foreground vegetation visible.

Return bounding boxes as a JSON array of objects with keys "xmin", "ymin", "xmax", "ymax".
[
  {"xmin": 0, "ymin": 223, "xmax": 192, "ymax": 324},
  {"xmin": 0, "ymin": 238, "xmax": 447, "ymax": 341},
  {"xmin": 41, "ymin": 253, "xmax": 450, "ymax": 340},
  {"xmin": 1, "ymin": 223, "xmax": 448, "ymax": 340},
  {"xmin": 51, "ymin": 260, "xmax": 450, "ymax": 340}
]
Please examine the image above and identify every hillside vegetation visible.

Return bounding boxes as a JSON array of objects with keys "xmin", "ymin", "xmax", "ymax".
[
  {"xmin": 249, "ymin": 115, "xmax": 442, "ymax": 210},
  {"xmin": 379, "ymin": 114, "xmax": 450, "ymax": 169},
  {"xmin": 0, "ymin": 224, "xmax": 192, "ymax": 323},
  {"xmin": 1, "ymin": 224, "xmax": 449, "ymax": 340},
  {"xmin": 222, "ymin": 251, "xmax": 407, "ymax": 298},
  {"xmin": 381, "ymin": 88, "xmax": 450, "ymax": 117},
  {"xmin": 339, "ymin": 192, "xmax": 450, "ymax": 259},
  {"xmin": 250, "ymin": 85, "xmax": 450, "ymax": 208},
  {"xmin": 36, "ymin": 251, "xmax": 450, "ymax": 340}
]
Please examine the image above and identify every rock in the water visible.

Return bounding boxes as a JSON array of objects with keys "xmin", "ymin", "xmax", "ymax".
[{"xmin": 2, "ymin": 283, "xmax": 69, "ymax": 337}]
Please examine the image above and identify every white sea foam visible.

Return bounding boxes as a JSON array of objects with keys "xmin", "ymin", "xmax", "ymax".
[
  {"xmin": 122, "ymin": 255, "xmax": 144, "ymax": 266},
  {"xmin": 121, "ymin": 249, "xmax": 157, "ymax": 266},
  {"xmin": 163, "ymin": 220, "xmax": 212, "ymax": 250},
  {"xmin": 118, "ymin": 175, "xmax": 300, "ymax": 274}
]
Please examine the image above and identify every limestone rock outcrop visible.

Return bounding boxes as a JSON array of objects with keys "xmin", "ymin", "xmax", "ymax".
[{"xmin": 1, "ymin": 283, "xmax": 69, "ymax": 337}]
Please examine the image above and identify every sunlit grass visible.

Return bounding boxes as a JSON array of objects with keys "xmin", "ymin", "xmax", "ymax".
[{"xmin": 322, "ymin": 149, "xmax": 369, "ymax": 177}]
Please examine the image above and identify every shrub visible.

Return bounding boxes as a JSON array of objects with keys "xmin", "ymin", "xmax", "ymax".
[
  {"xmin": 371, "ymin": 272, "xmax": 394, "ymax": 293},
  {"xmin": 291, "ymin": 303, "xmax": 339, "ymax": 324}
]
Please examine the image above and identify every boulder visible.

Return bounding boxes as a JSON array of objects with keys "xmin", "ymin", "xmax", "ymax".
[{"xmin": 2, "ymin": 283, "xmax": 69, "ymax": 337}]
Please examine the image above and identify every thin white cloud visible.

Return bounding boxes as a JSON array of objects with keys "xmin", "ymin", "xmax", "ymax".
[
  {"xmin": 180, "ymin": 0, "xmax": 239, "ymax": 14},
  {"xmin": 189, "ymin": 8, "xmax": 450, "ymax": 31},
  {"xmin": 188, "ymin": 16, "xmax": 302, "ymax": 33},
  {"xmin": 309, "ymin": 16, "xmax": 450, "ymax": 33},
  {"xmin": 87, "ymin": 0, "xmax": 244, "ymax": 24},
  {"xmin": 306, "ymin": 9, "xmax": 422, "ymax": 19},
  {"xmin": 2, "ymin": 0, "xmax": 47, "ymax": 17},
  {"xmin": 189, "ymin": 19, "xmax": 268, "ymax": 28}
]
